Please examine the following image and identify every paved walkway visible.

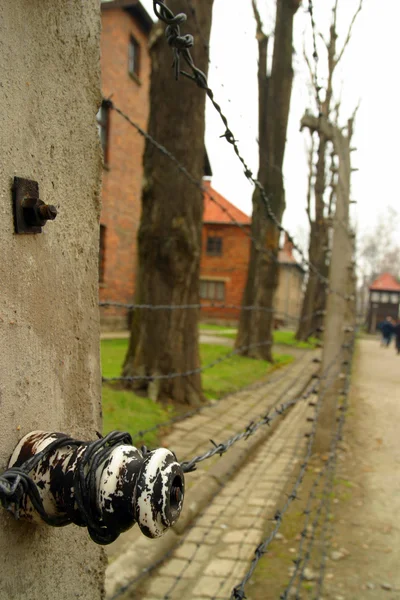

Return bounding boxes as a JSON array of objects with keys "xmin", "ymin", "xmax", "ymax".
[
  {"xmin": 320, "ymin": 337, "xmax": 400, "ymax": 599},
  {"xmin": 105, "ymin": 348, "xmax": 319, "ymax": 599}
]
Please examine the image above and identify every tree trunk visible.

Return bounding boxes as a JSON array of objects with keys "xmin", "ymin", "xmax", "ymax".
[
  {"xmin": 236, "ymin": 0, "xmax": 301, "ymax": 361},
  {"xmin": 122, "ymin": 0, "xmax": 214, "ymax": 405},
  {"xmin": 296, "ymin": 221, "xmax": 329, "ymax": 339}
]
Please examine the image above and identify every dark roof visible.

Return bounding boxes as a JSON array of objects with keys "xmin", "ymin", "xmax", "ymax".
[
  {"xmin": 369, "ymin": 273, "xmax": 400, "ymax": 292},
  {"xmin": 101, "ymin": 0, "xmax": 153, "ymax": 34}
]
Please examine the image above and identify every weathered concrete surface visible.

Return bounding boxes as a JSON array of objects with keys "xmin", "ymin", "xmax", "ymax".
[{"xmin": 0, "ymin": 2, "xmax": 104, "ymax": 599}]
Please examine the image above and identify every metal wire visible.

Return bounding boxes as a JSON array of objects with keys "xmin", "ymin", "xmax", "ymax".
[
  {"xmin": 150, "ymin": 1, "xmax": 351, "ymax": 300},
  {"xmin": 126, "ymin": 345, "xmax": 317, "ymax": 443},
  {"xmin": 108, "ymin": 358, "xmax": 319, "ymax": 600},
  {"xmin": 229, "ymin": 334, "xmax": 354, "ymax": 599}
]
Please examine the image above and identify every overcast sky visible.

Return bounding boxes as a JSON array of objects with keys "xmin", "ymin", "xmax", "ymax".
[{"xmin": 140, "ymin": 0, "xmax": 400, "ymax": 246}]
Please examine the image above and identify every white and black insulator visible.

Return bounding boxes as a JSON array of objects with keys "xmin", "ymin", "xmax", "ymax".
[{"xmin": 6, "ymin": 431, "xmax": 185, "ymax": 544}]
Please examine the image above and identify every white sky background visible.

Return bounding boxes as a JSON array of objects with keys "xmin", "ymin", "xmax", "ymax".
[{"xmin": 141, "ymin": 0, "xmax": 400, "ymax": 248}]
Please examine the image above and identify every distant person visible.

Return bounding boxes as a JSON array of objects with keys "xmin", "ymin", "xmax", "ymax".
[
  {"xmin": 377, "ymin": 316, "xmax": 394, "ymax": 347},
  {"xmin": 394, "ymin": 320, "xmax": 400, "ymax": 355}
]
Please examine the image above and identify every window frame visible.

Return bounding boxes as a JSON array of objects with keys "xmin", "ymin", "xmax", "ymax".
[
  {"xmin": 128, "ymin": 34, "xmax": 141, "ymax": 80},
  {"xmin": 200, "ymin": 279, "xmax": 225, "ymax": 301},
  {"xmin": 206, "ymin": 236, "xmax": 223, "ymax": 257}
]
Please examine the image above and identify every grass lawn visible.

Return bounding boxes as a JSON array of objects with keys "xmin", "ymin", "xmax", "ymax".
[
  {"xmin": 101, "ymin": 339, "xmax": 293, "ymax": 446},
  {"xmin": 200, "ymin": 323, "xmax": 318, "ymax": 349}
]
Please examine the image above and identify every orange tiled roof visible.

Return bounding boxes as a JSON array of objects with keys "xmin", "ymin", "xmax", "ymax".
[
  {"xmin": 203, "ymin": 181, "xmax": 251, "ymax": 225},
  {"xmin": 369, "ymin": 272, "xmax": 400, "ymax": 292}
]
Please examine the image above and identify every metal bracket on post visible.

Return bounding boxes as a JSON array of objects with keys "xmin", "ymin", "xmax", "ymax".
[
  {"xmin": 0, "ymin": 431, "xmax": 184, "ymax": 545},
  {"xmin": 12, "ymin": 177, "xmax": 57, "ymax": 234}
]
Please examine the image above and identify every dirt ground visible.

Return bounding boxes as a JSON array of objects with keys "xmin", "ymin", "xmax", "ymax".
[{"xmin": 246, "ymin": 336, "xmax": 400, "ymax": 599}]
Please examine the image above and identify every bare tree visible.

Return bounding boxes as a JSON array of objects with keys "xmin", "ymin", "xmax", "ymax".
[
  {"xmin": 122, "ymin": 0, "xmax": 214, "ymax": 405},
  {"xmin": 296, "ymin": 0, "xmax": 362, "ymax": 341},
  {"xmin": 235, "ymin": 0, "xmax": 301, "ymax": 362}
]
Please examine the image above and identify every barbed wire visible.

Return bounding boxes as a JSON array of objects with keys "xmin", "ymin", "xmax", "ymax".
[
  {"xmin": 108, "ymin": 359, "xmax": 318, "ymax": 600},
  {"xmin": 181, "ymin": 340, "xmax": 346, "ymax": 474},
  {"xmin": 150, "ymin": 1, "xmax": 355, "ymax": 301},
  {"xmin": 109, "ymin": 97, "xmax": 352, "ymax": 302},
  {"xmin": 210, "ymin": 426, "xmax": 308, "ymax": 600},
  {"xmin": 102, "ymin": 316, "xmax": 322, "ymax": 385},
  {"xmin": 107, "ymin": 338, "xmax": 349, "ymax": 600},
  {"xmin": 99, "ymin": 301, "xmax": 325, "ymax": 320},
  {"xmin": 126, "ymin": 346, "xmax": 318, "ymax": 443},
  {"xmin": 229, "ymin": 331, "xmax": 355, "ymax": 599},
  {"xmin": 103, "ymin": 339, "xmax": 271, "ymax": 384}
]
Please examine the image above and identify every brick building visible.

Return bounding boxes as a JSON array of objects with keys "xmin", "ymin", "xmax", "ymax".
[
  {"xmin": 97, "ymin": 2, "xmax": 304, "ymax": 330},
  {"xmin": 367, "ymin": 272, "xmax": 400, "ymax": 333},
  {"xmin": 200, "ymin": 181, "xmax": 305, "ymax": 325},
  {"xmin": 98, "ymin": 0, "xmax": 152, "ymax": 329}
]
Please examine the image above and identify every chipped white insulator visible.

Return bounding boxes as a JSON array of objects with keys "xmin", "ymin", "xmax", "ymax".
[{"xmin": 8, "ymin": 431, "xmax": 185, "ymax": 541}]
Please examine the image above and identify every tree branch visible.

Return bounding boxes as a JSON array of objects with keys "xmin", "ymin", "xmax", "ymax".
[
  {"xmin": 252, "ymin": 0, "xmax": 267, "ymax": 41},
  {"xmin": 336, "ymin": 0, "xmax": 363, "ymax": 66}
]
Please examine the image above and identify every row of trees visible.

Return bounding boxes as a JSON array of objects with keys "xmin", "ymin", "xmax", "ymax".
[{"xmin": 121, "ymin": 0, "xmax": 363, "ymax": 405}]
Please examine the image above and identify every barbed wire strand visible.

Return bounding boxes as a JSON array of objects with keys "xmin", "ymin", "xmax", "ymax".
[
  {"xmin": 107, "ymin": 342, "xmax": 346, "ymax": 600},
  {"xmin": 102, "ymin": 318, "xmax": 322, "ymax": 385},
  {"xmin": 109, "ymin": 369, "xmax": 316, "ymax": 600},
  {"xmin": 210, "ymin": 428, "xmax": 309, "ymax": 600},
  {"xmin": 276, "ymin": 333, "xmax": 354, "ymax": 598},
  {"xmin": 229, "ymin": 332, "xmax": 355, "ymax": 599},
  {"xmin": 163, "ymin": 410, "xmax": 308, "ymax": 600},
  {"xmin": 181, "ymin": 340, "xmax": 346, "ymax": 474},
  {"xmin": 127, "ymin": 346, "xmax": 318, "ymax": 443},
  {"xmin": 150, "ymin": 1, "xmax": 353, "ymax": 301}
]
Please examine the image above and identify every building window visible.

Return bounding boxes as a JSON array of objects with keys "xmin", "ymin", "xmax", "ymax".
[
  {"xmin": 99, "ymin": 224, "xmax": 106, "ymax": 284},
  {"xmin": 381, "ymin": 293, "xmax": 389, "ymax": 303},
  {"xmin": 200, "ymin": 280, "xmax": 225, "ymax": 301},
  {"xmin": 371, "ymin": 292, "xmax": 380, "ymax": 302},
  {"xmin": 206, "ymin": 236, "xmax": 223, "ymax": 256},
  {"xmin": 96, "ymin": 101, "xmax": 110, "ymax": 165},
  {"xmin": 129, "ymin": 35, "xmax": 140, "ymax": 79},
  {"xmin": 391, "ymin": 293, "xmax": 399, "ymax": 303}
]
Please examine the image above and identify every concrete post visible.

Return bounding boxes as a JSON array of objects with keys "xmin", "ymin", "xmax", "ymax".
[
  {"xmin": 316, "ymin": 126, "xmax": 353, "ymax": 452},
  {"xmin": 0, "ymin": 2, "xmax": 105, "ymax": 598}
]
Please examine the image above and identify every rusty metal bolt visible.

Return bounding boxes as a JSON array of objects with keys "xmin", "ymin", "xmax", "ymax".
[{"xmin": 37, "ymin": 203, "xmax": 57, "ymax": 221}]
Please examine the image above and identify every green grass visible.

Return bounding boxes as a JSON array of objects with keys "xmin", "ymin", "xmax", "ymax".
[
  {"xmin": 273, "ymin": 330, "xmax": 318, "ymax": 349},
  {"xmin": 200, "ymin": 343, "xmax": 292, "ymax": 399},
  {"xmin": 102, "ymin": 386, "xmax": 173, "ymax": 447},
  {"xmin": 101, "ymin": 338, "xmax": 294, "ymax": 444}
]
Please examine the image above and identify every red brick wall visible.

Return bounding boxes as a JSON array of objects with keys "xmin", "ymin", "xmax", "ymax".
[
  {"xmin": 200, "ymin": 223, "xmax": 251, "ymax": 321},
  {"xmin": 99, "ymin": 8, "xmax": 150, "ymax": 329}
]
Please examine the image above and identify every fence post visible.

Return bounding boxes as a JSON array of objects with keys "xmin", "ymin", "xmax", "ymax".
[
  {"xmin": 314, "ymin": 121, "xmax": 354, "ymax": 453},
  {"xmin": 0, "ymin": 2, "xmax": 104, "ymax": 598}
]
